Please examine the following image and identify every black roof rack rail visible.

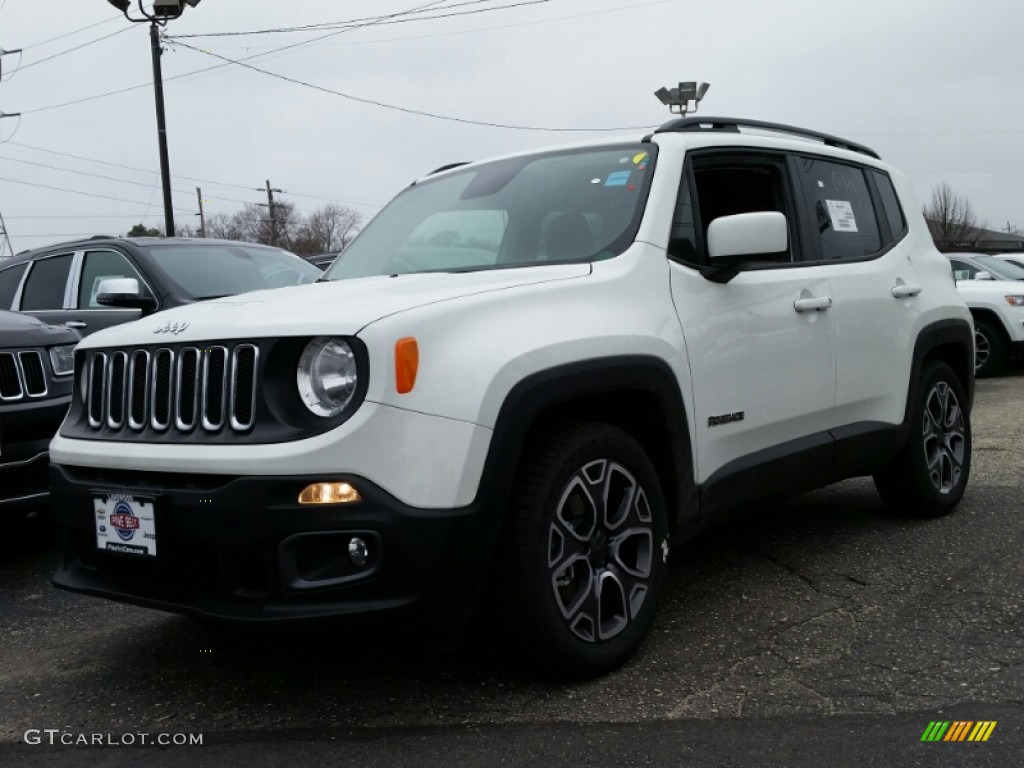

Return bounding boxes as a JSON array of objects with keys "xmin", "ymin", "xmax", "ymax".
[
  {"xmin": 653, "ymin": 116, "xmax": 879, "ymax": 159},
  {"xmin": 428, "ymin": 162, "xmax": 471, "ymax": 175}
]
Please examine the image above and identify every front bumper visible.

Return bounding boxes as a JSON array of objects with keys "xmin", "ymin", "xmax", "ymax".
[
  {"xmin": 0, "ymin": 397, "xmax": 70, "ymax": 513},
  {"xmin": 51, "ymin": 464, "xmax": 497, "ymax": 625}
]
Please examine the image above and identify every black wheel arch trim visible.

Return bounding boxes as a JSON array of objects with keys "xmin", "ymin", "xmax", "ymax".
[{"xmin": 471, "ymin": 355, "xmax": 698, "ymax": 542}]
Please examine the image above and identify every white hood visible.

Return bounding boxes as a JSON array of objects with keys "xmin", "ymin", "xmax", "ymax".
[{"xmin": 78, "ymin": 265, "xmax": 591, "ymax": 348}]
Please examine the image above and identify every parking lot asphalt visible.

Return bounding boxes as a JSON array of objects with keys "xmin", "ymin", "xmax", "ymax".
[{"xmin": 1, "ymin": 365, "xmax": 1022, "ymax": 767}]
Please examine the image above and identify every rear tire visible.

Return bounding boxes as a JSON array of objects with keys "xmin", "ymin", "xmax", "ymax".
[
  {"xmin": 873, "ymin": 361, "xmax": 971, "ymax": 518},
  {"xmin": 498, "ymin": 422, "xmax": 669, "ymax": 679},
  {"xmin": 973, "ymin": 319, "xmax": 1006, "ymax": 378}
]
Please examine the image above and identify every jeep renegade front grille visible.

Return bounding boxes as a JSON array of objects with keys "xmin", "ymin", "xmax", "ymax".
[
  {"xmin": 0, "ymin": 350, "xmax": 47, "ymax": 401},
  {"xmin": 84, "ymin": 344, "xmax": 259, "ymax": 434}
]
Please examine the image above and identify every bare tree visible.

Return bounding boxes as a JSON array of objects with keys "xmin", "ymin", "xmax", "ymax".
[
  {"xmin": 924, "ymin": 182, "xmax": 983, "ymax": 251},
  {"xmin": 292, "ymin": 203, "xmax": 363, "ymax": 255}
]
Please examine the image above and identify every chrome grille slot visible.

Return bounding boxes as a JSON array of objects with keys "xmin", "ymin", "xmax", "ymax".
[
  {"xmin": 19, "ymin": 351, "xmax": 47, "ymax": 397},
  {"xmin": 0, "ymin": 352, "xmax": 22, "ymax": 400},
  {"xmin": 106, "ymin": 352, "xmax": 128, "ymax": 429},
  {"xmin": 87, "ymin": 353, "xmax": 107, "ymax": 427},
  {"xmin": 82, "ymin": 342, "xmax": 262, "ymax": 439},
  {"xmin": 128, "ymin": 350, "xmax": 150, "ymax": 430},
  {"xmin": 176, "ymin": 348, "xmax": 200, "ymax": 431},
  {"xmin": 230, "ymin": 344, "xmax": 258, "ymax": 430},
  {"xmin": 201, "ymin": 346, "xmax": 228, "ymax": 431},
  {"xmin": 150, "ymin": 348, "xmax": 174, "ymax": 430}
]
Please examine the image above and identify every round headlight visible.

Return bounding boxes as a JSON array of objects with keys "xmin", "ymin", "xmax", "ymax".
[{"xmin": 296, "ymin": 337, "xmax": 358, "ymax": 417}]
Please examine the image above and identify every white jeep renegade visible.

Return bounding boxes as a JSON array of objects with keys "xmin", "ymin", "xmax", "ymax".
[{"xmin": 50, "ymin": 117, "xmax": 975, "ymax": 678}]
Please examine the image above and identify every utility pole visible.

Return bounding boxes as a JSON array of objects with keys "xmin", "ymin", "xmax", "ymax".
[
  {"xmin": 150, "ymin": 21, "xmax": 174, "ymax": 237},
  {"xmin": 0, "ymin": 209, "xmax": 14, "ymax": 259},
  {"xmin": 257, "ymin": 180, "xmax": 283, "ymax": 246},
  {"xmin": 0, "ymin": 111, "xmax": 19, "ymax": 258},
  {"xmin": 196, "ymin": 187, "xmax": 206, "ymax": 238},
  {"xmin": 0, "ymin": 47, "xmax": 23, "ymax": 80}
]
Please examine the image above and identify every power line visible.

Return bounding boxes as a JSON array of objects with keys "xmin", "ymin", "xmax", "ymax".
[
  {"xmin": 205, "ymin": 0, "xmax": 673, "ymax": 50},
  {"xmin": 15, "ymin": 26, "xmax": 136, "ymax": 72},
  {"xmin": 169, "ymin": 38, "xmax": 652, "ymax": 133},
  {"xmin": 19, "ymin": 0, "xmax": 456, "ymax": 115},
  {"xmin": 168, "ymin": 0, "xmax": 552, "ymax": 39},
  {"xmin": 6, "ymin": 214, "xmax": 165, "ymax": 219},
  {"xmin": 21, "ymin": 11, "xmax": 125, "ymax": 49},
  {"xmin": 3, "ymin": 140, "xmax": 383, "ymax": 207},
  {"xmin": 0, "ymin": 176, "xmax": 194, "ymax": 213}
]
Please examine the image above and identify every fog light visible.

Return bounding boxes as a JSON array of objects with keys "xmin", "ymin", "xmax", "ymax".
[
  {"xmin": 348, "ymin": 537, "xmax": 369, "ymax": 567},
  {"xmin": 298, "ymin": 482, "xmax": 361, "ymax": 505}
]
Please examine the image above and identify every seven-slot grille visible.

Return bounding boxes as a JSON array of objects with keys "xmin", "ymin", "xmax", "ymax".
[
  {"xmin": 85, "ymin": 344, "xmax": 259, "ymax": 433},
  {"xmin": 0, "ymin": 350, "xmax": 48, "ymax": 401}
]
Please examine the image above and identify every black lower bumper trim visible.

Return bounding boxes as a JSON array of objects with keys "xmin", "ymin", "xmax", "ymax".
[{"xmin": 50, "ymin": 464, "xmax": 497, "ymax": 625}]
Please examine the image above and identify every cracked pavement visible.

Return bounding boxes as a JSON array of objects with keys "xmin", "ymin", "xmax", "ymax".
[{"xmin": 1, "ymin": 365, "xmax": 1022, "ymax": 766}]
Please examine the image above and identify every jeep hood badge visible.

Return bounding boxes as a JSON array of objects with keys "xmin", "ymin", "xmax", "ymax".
[{"xmin": 153, "ymin": 321, "xmax": 190, "ymax": 335}]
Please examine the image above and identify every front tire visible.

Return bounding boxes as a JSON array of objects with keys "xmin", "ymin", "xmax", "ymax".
[
  {"xmin": 873, "ymin": 361, "xmax": 971, "ymax": 517},
  {"xmin": 498, "ymin": 422, "xmax": 669, "ymax": 679}
]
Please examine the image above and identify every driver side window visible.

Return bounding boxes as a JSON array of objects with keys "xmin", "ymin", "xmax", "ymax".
[{"xmin": 78, "ymin": 250, "xmax": 147, "ymax": 309}]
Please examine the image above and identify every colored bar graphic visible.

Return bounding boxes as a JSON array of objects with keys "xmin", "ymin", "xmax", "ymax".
[
  {"xmin": 921, "ymin": 721, "xmax": 950, "ymax": 742},
  {"xmin": 921, "ymin": 720, "xmax": 996, "ymax": 742}
]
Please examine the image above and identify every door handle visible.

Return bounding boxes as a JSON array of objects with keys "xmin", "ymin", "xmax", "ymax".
[
  {"xmin": 891, "ymin": 283, "xmax": 922, "ymax": 298},
  {"xmin": 64, "ymin": 321, "xmax": 87, "ymax": 329},
  {"xmin": 793, "ymin": 297, "xmax": 833, "ymax": 313}
]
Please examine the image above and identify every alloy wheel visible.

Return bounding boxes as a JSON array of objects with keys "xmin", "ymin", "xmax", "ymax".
[
  {"xmin": 547, "ymin": 459, "xmax": 654, "ymax": 643},
  {"xmin": 974, "ymin": 329, "xmax": 990, "ymax": 372},
  {"xmin": 922, "ymin": 381, "xmax": 966, "ymax": 494}
]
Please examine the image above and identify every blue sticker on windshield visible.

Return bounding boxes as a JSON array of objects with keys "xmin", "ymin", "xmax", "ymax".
[{"xmin": 605, "ymin": 170, "xmax": 631, "ymax": 187}]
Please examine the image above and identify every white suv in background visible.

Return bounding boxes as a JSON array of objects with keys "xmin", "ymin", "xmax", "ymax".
[
  {"xmin": 49, "ymin": 117, "xmax": 974, "ymax": 678},
  {"xmin": 947, "ymin": 254, "xmax": 1024, "ymax": 376}
]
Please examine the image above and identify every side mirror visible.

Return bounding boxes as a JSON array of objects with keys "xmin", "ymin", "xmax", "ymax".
[
  {"xmin": 96, "ymin": 278, "xmax": 157, "ymax": 312},
  {"xmin": 707, "ymin": 212, "xmax": 789, "ymax": 260},
  {"xmin": 700, "ymin": 212, "xmax": 788, "ymax": 283},
  {"xmin": 974, "ymin": 270, "xmax": 994, "ymax": 281}
]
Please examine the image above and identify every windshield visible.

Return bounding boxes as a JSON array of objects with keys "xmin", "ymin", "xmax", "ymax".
[
  {"xmin": 142, "ymin": 243, "xmax": 323, "ymax": 299},
  {"xmin": 323, "ymin": 144, "xmax": 656, "ymax": 280},
  {"xmin": 973, "ymin": 253, "xmax": 1024, "ymax": 280}
]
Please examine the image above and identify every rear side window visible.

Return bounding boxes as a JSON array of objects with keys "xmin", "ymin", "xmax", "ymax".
[
  {"xmin": 20, "ymin": 254, "xmax": 73, "ymax": 310},
  {"xmin": 795, "ymin": 157, "xmax": 881, "ymax": 261},
  {"xmin": 871, "ymin": 171, "xmax": 906, "ymax": 240},
  {"xmin": 0, "ymin": 263, "xmax": 28, "ymax": 310}
]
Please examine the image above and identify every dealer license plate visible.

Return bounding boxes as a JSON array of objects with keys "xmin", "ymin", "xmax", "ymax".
[{"xmin": 94, "ymin": 493, "xmax": 157, "ymax": 557}]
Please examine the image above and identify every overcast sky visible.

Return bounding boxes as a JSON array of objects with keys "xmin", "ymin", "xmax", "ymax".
[{"xmin": 0, "ymin": 0, "xmax": 1021, "ymax": 254}]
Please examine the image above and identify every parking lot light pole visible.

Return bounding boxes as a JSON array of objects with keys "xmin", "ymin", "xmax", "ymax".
[{"xmin": 105, "ymin": 1, "xmax": 202, "ymax": 238}]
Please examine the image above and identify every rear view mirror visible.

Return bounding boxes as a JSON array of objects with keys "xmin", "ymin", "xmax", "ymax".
[
  {"xmin": 96, "ymin": 278, "xmax": 157, "ymax": 312},
  {"xmin": 974, "ymin": 271, "xmax": 994, "ymax": 281}
]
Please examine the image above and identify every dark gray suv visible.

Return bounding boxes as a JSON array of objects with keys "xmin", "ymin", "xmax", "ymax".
[{"xmin": 0, "ymin": 237, "xmax": 322, "ymax": 338}]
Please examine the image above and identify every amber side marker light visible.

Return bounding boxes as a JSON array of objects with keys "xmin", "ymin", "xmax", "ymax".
[
  {"xmin": 395, "ymin": 337, "xmax": 419, "ymax": 394},
  {"xmin": 298, "ymin": 482, "xmax": 362, "ymax": 505}
]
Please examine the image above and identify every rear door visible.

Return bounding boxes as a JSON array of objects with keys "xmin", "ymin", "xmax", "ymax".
[
  {"xmin": 789, "ymin": 157, "xmax": 920, "ymax": 431},
  {"xmin": 15, "ymin": 253, "xmax": 75, "ymax": 327}
]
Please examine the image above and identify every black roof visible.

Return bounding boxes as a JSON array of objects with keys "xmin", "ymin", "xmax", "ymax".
[{"xmin": 3, "ymin": 237, "xmax": 288, "ymax": 267}]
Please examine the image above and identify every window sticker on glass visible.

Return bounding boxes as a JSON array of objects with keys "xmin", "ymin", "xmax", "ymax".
[
  {"xmin": 826, "ymin": 199, "xmax": 858, "ymax": 233},
  {"xmin": 632, "ymin": 152, "xmax": 649, "ymax": 169},
  {"xmin": 606, "ymin": 170, "xmax": 631, "ymax": 187}
]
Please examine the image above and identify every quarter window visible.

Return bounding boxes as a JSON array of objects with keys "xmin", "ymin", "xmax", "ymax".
[
  {"xmin": 796, "ymin": 158, "xmax": 881, "ymax": 261},
  {"xmin": 20, "ymin": 254, "xmax": 73, "ymax": 311},
  {"xmin": 0, "ymin": 263, "xmax": 28, "ymax": 310},
  {"xmin": 78, "ymin": 250, "xmax": 146, "ymax": 308},
  {"xmin": 871, "ymin": 170, "xmax": 906, "ymax": 240}
]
